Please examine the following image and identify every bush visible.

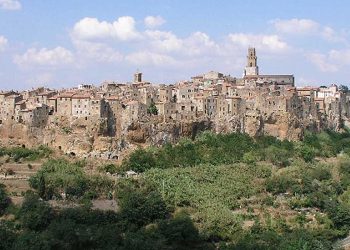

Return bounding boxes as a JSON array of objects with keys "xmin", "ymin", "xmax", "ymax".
[
  {"xmin": 99, "ymin": 164, "xmax": 118, "ymax": 174},
  {"xmin": 0, "ymin": 222, "xmax": 16, "ymax": 250},
  {"xmin": 266, "ymin": 175, "xmax": 296, "ymax": 194},
  {"xmin": 265, "ymin": 146, "xmax": 290, "ymax": 167},
  {"xmin": 0, "ymin": 145, "xmax": 52, "ymax": 162},
  {"xmin": 18, "ymin": 191, "xmax": 53, "ymax": 231},
  {"xmin": 121, "ymin": 148, "xmax": 156, "ymax": 172},
  {"xmin": 29, "ymin": 159, "xmax": 89, "ymax": 200},
  {"xmin": 118, "ymin": 187, "xmax": 168, "ymax": 227},
  {"xmin": 0, "ymin": 184, "xmax": 10, "ymax": 215},
  {"xmin": 298, "ymin": 145, "xmax": 316, "ymax": 162}
]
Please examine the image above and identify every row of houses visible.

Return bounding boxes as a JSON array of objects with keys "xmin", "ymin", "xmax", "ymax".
[{"xmin": 0, "ymin": 49, "xmax": 349, "ymax": 131}]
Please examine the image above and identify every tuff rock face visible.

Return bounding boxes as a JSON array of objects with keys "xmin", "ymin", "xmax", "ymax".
[{"xmin": 0, "ymin": 110, "xmax": 343, "ymax": 160}]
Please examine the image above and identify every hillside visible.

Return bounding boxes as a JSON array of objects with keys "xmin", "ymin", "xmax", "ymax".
[{"xmin": 1, "ymin": 130, "xmax": 350, "ymax": 249}]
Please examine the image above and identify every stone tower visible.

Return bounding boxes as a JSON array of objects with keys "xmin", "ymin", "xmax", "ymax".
[
  {"xmin": 244, "ymin": 47, "xmax": 259, "ymax": 76},
  {"xmin": 134, "ymin": 71, "xmax": 142, "ymax": 83}
]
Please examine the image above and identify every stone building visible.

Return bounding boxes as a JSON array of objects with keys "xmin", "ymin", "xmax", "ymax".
[
  {"xmin": 56, "ymin": 92, "xmax": 74, "ymax": 116},
  {"xmin": 72, "ymin": 94, "xmax": 91, "ymax": 117},
  {"xmin": 18, "ymin": 104, "xmax": 49, "ymax": 127},
  {"xmin": 0, "ymin": 92, "xmax": 22, "ymax": 123}
]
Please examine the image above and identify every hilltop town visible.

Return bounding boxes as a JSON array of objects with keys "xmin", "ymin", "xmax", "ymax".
[{"xmin": 0, "ymin": 48, "xmax": 349, "ymax": 159}]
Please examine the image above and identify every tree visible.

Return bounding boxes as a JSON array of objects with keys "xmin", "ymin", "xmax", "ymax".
[
  {"xmin": 18, "ymin": 191, "xmax": 53, "ymax": 231},
  {"xmin": 0, "ymin": 184, "xmax": 10, "ymax": 215},
  {"xmin": 147, "ymin": 102, "xmax": 158, "ymax": 115},
  {"xmin": 119, "ymin": 189, "xmax": 168, "ymax": 227},
  {"xmin": 0, "ymin": 222, "xmax": 16, "ymax": 250},
  {"xmin": 339, "ymin": 85, "xmax": 349, "ymax": 93},
  {"xmin": 158, "ymin": 211, "xmax": 200, "ymax": 248},
  {"xmin": 121, "ymin": 148, "xmax": 156, "ymax": 172},
  {"xmin": 172, "ymin": 94, "xmax": 177, "ymax": 103}
]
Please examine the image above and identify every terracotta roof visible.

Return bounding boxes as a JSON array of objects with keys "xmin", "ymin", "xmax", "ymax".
[
  {"xmin": 105, "ymin": 96, "xmax": 119, "ymax": 101},
  {"xmin": 72, "ymin": 94, "xmax": 91, "ymax": 99},
  {"xmin": 58, "ymin": 92, "xmax": 75, "ymax": 98},
  {"xmin": 297, "ymin": 87, "xmax": 319, "ymax": 91},
  {"xmin": 48, "ymin": 95, "xmax": 58, "ymax": 100},
  {"xmin": 37, "ymin": 91, "xmax": 56, "ymax": 96}
]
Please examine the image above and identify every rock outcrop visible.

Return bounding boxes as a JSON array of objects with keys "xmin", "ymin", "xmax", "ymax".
[{"xmin": 0, "ymin": 111, "xmax": 344, "ymax": 160}]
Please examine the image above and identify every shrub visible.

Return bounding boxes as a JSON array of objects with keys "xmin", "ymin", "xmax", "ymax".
[
  {"xmin": 265, "ymin": 146, "xmax": 290, "ymax": 167},
  {"xmin": 298, "ymin": 145, "xmax": 316, "ymax": 162},
  {"xmin": 266, "ymin": 175, "xmax": 296, "ymax": 194},
  {"xmin": 0, "ymin": 184, "xmax": 10, "ymax": 215},
  {"xmin": 29, "ymin": 159, "xmax": 88, "ymax": 200},
  {"xmin": 99, "ymin": 164, "xmax": 118, "ymax": 174},
  {"xmin": 121, "ymin": 148, "xmax": 156, "ymax": 172},
  {"xmin": 18, "ymin": 191, "xmax": 53, "ymax": 231}
]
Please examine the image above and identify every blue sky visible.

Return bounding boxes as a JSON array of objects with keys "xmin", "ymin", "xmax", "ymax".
[{"xmin": 0, "ymin": 0, "xmax": 350, "ymax": 89}]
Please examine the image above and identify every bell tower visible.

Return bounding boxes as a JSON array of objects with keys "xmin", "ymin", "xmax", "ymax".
[{"xmin": 244, "ymin": 47, "xmax": 259, "ymax": 76}]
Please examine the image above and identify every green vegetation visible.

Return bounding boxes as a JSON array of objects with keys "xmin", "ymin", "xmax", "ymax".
[
  {"xmin": 98, "ymin": 163, "xmax": 118, "ymax": 174},
  {"xmin": 117, "ymin": 129, "xmax": 350, "ymax": 248},
  {"xmin": 2, "ymin": 130, "xmax": 350, "ymax": 249},
  {"xmin": 0, "ymin": 188, "xmax": 207, "ymax": 249},
  {"xmin": 0, "ymin": 184, "xmax": 10, "ymax": 215},
  {"xmin": 147, "ymin": 101, "xmax": 158, "ymax": 115},
  {"xmin": 0, "ymin": 145, "xmax": 52, "ymax": 162},
  {"xmin": 29, "ymin": 159, "xmax": 114, "ymax": 200},
  {"xmin": 121, "ymin": 130, "xmax": 350, "ymax": 172},
  {"xmin": 61, "ymin": 126, "xmax": 72, "ymax": 134}
]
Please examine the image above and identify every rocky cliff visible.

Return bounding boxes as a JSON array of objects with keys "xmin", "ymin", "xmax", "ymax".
[{"xmin": 0, "ymin": 111, "xmax": 344, "ymax": 160}]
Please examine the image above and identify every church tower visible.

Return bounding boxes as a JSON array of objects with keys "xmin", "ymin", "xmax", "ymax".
[
  {"xmin": 134, "ymin": 71, "xmax": 142, "ymax": 83},
  {"xmin": 244, "ymin": 47, "xmax": 259, "ymax": 76}
]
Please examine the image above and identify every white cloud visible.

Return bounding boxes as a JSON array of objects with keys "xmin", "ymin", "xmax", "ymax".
[
  {"xmin": 14, "ymin": 47, "xmax": 74, "ymax": 67},
  {"xmin": 329, "ymin": 49, "xmax": 350, "ymax": 65},
  {"xmin": 113, "ymin": 16, "xmax": 141, "ymax": 41},
  {"xmin": 145, "ymin": 30, "xmax": 183, "ymax": 52},
  {"xmin": 272, "ymin": 18, "xmax": 348, "ymax": 44},
  {"xmin": 321, "ymin": 26, "xmax": 347, "ymax": 43},
  {"xmin": 145, "ymin": 30, "xmax": 218, "ymax": 57},
  {"xmin": 307, "ymin": 49, "xmax": 350, "ymax": 73},
  {"xmin": 307, "ymin": 52, "xmax": 338, "ymax": 72},
  {"xmin": 72, "ymin": 16, "xmax": 142, "ymax": 41},
  {"xmin": 126, "ymin": 51, "xmax": 176, "ymax": 66},
  {"xmin": 0, "ymin": 0, "xmax": 21, "ymax": 10},
  {"xmin": 272, "ymin": 18, "xmax": 319, "ymax": 34},
  {"xmin": 144, "ymin": 16, "xmax": 165, "ymax": 29},
  {"xmin": 0, "ymin": 36, "xmax": 8, "ymax": 51},
  {"xmin": 183, "ymin": 32, "xmax": 217, "ymax": 56},
  {"xmin": 72, "ymin": 17, "xmax": 113, "ymax": 40},
  {"xmin": 228, "ymin": 33, "xmax": 289, "ymax": 52},
  {"xmin": 73, "ymin": 40, "xmax": 123, "ymax": 63}
]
